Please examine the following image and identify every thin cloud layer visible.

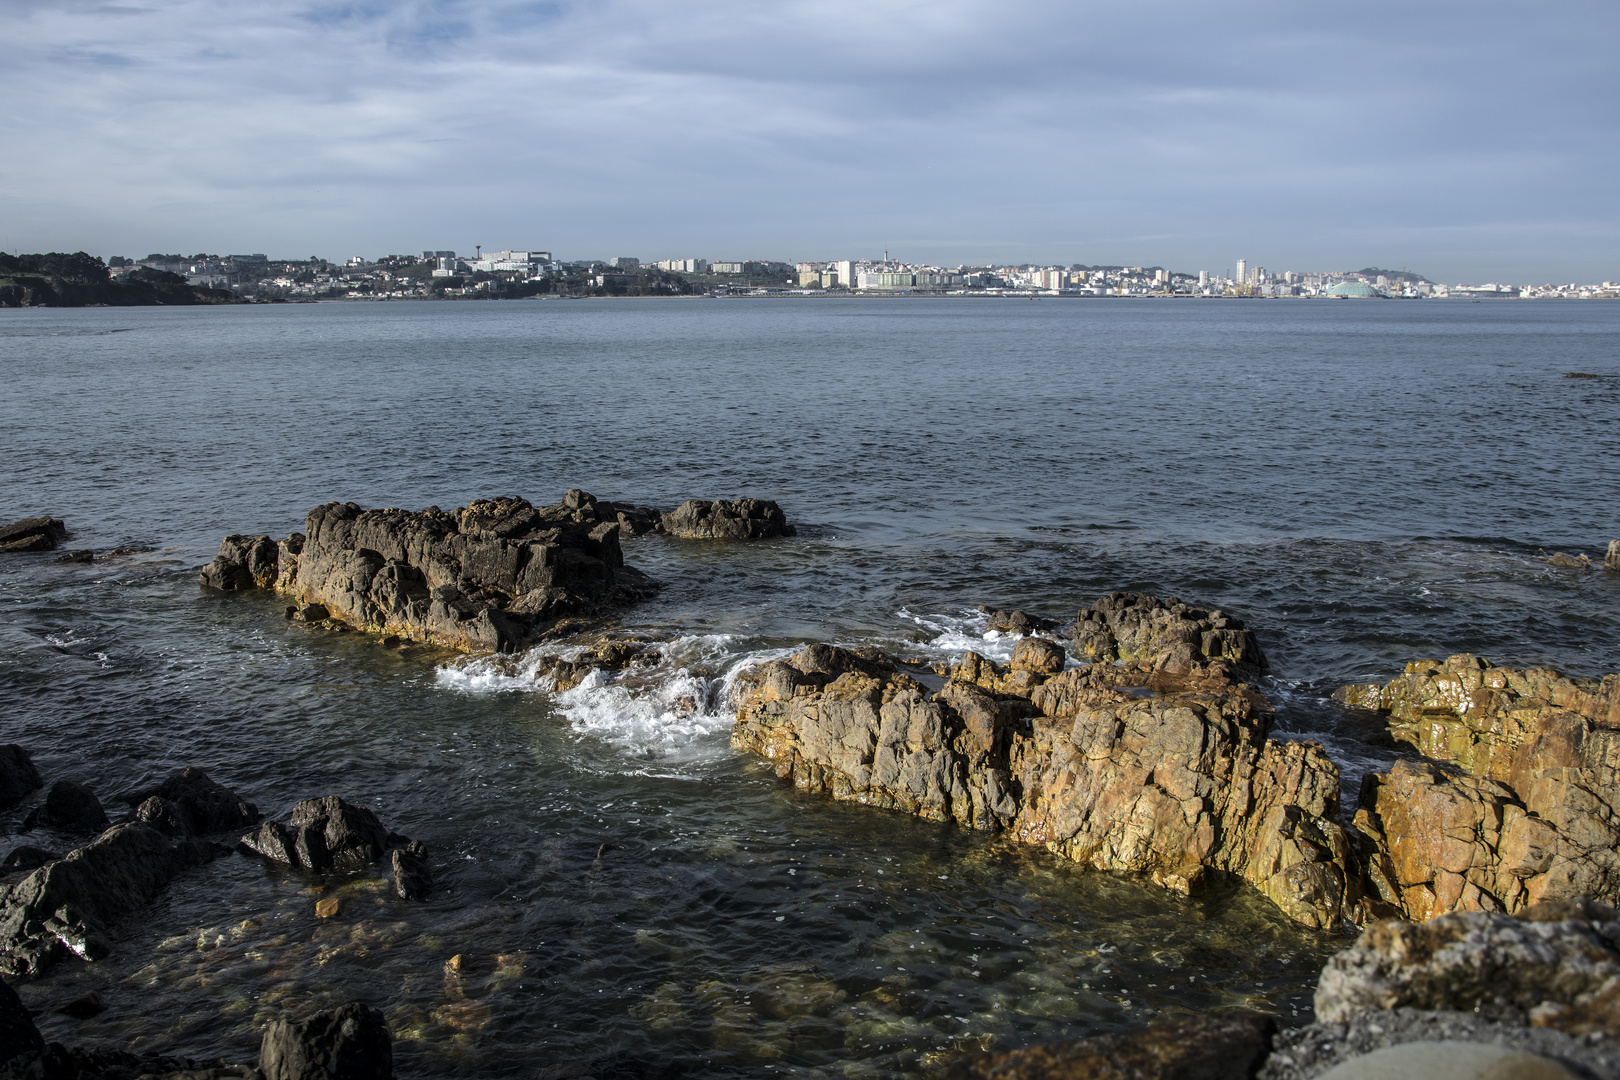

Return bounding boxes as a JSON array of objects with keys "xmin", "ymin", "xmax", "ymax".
[{"xmin": 1, "ymin": 0, "xmax": 1615, "ymax": 280}]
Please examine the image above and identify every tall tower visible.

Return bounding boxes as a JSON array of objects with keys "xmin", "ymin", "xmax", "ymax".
[{"xmin": 1235, "ymin": 259, "xmax": 1247, "ymax": 285}]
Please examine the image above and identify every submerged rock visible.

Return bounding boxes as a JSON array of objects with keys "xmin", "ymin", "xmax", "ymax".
[
  {"xmin": 733, "ymin": 608, "xmax": 1359, "ymax": 929},
  {"xmin": 20, "ymin": 780, "xmax": 109, "ymax": 834},
  {"xmin": 0, "ymin": 747, "xmax": 43, "ymax": 807},
  {"xmin": 1069, "ymin": 592, "xmax": 1267, "ymax": 675},
  {"xmin": 0, "ymin": 822, "xmax": 219, "ymax": 976},
  {"xmin": 0, "ymin": 517, "xmax": 67, "ymax": 554},
  {"xmin": 128, "ymin": 767, "xmax": 261, "ymax": 838},
  {"xmin": 942, "ymin": 1010, "xmax": 1275, "ymax": 1080},
  {"xmin": 660, "ymin": 498, "xmax": 794, "ymax": 540},
  {"xmin": 390, "ymin": 842, "xmax": 431, "ymax": 900},
  {"xmin": 241, "ymin": 796, "xmax": 401, "ymax": 873},
  {"xmin": 1337, "ymin": 654, "xmax": 1620, "ymax": 919},
  {"xmin": 259, "ymin": 1001, "xmax": 392, "ymax": 1080}
]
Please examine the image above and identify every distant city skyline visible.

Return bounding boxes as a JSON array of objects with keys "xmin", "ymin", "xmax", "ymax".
[{"xmin": 4, "ymin": 2, "xmax": 1616, "ymax": 283}]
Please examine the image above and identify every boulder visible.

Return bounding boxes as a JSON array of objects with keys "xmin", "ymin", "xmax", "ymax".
[
  {"xmin": 241, "ymin": 796, "xmax": 392, "ymax": 872},
  {"xmin": 390, "ymin": 842, "xmax": 431, "ymax": 900},
  {"xmin": 0, "ymin": 517, "xmax": 66, "ymax": 554},
  {"xmin": 1069, "ymin": 592, "xmax": 1267, "ymax": 675},
  {"xmin": 259, "ymin": 1001, "xmax": 392, "ymax": 1080},
  {"xmin": 128, "ymin": 767, "xmax": 260, "ymax": 837},
  {"xmin": 1338, "ymin": 655, "xmax": 1620, "ymax": 918},
  {"xmin": 204, "ymin": 493, "xmax": 664, "ymax": 652},
  {"xmin": 20, "ymin": 780, "xmax": 109, "ymax": 834},
  {"xmin": 942, "ymin": 1010, "xmax": 1275, "ymax": 1080},
  {"xmin": 0, "ymin": 822, "xmax": 217, "ymax": 975},
  {"xmin": 733, "ymin": 622, "xmax": 1359, "ymax": 929},
  {"xmin": 660, "ymin": 498, "xmax": 794, "ymax": 540},
  {"xmin": 0, "ymin": 977, "xmax": 45, "ymax": 1071},
  {"xmin": 1315, "ymin": 900, "xmax": 1620, "ymax": 1035},
  {"xmin": 0, "ymin": 746, "xmax": 43, "ymax": 807},
  {"xmin": 979, "ymin": 608, "xmax": 1056, "ymax": 636}
]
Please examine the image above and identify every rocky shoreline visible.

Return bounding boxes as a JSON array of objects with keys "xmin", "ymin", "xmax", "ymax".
[{"xmin": 6, "ymin": 501, "xmax": 1620, "ymax": 1076}]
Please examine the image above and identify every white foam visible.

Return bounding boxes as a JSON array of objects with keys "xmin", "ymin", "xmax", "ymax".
[{"xmin": 895, "ymin": 607, "xmax": 1021, "ymax": 663}]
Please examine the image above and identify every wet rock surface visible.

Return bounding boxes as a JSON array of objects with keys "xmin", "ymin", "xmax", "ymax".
[
  {"xmin": 0, "ymin": 978, "xmax": 45, "ymax": 1070},
  {"xmin": 0, "ymin": 749, "xmax": 43, "ymax": 808},
  {"xmin": 259, "ymin": 1001, "xmax": 392, "ymax": 1080},
  {"xmin": 0, "ymin": 823, "xmax": 219, "ymax": 976},
  {"xmin": 241, "ymin": 796, "xmax": 410, "ymax": 875},
  {"xmin": 1337, "ymin": 654, "xmax": 1620, "ymax": 919},
  {"xmin": 732, "ymin": 601, "xmax": 1360, "ymax": 929},
  {"xmin": 21, "ymin": 782, "xmax": 109, "ymax": 835},
  {"xmin": 0, "ymin": 518, "xmax": 67, "ymax": 554},
  {"xmin": 1069, "ymin": 593, "xmax": 1267, "ymax": 675},
  {"xmin": 660, "ymin": 498, "xmax": 794, "ymax": 540},
  {"xmin": 942, "ymin": 1010, "xmax": 1276, "ymax": 1080},
  {"xmin": 129, "ymin": 768, "xmax": 261, "ymax": 838}
]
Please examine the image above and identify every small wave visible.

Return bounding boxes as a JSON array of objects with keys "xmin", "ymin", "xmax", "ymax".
[{"xmin": 894, "ymin": 607, "xmax": 1022, "ymax": 663}]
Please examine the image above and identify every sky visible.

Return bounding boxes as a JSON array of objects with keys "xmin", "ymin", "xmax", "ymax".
[{"xmin": 2, "ymin": 0, "xmax": 1617, "ymax": 283}]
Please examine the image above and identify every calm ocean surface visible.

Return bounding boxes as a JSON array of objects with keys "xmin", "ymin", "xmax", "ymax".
[{"xmin": 2, "ymin": 297, "xmax": 1618, "ymax": 1077}]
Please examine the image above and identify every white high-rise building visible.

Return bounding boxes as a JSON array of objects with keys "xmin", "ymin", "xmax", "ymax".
[
  {"xmin": 1199, "ymin": 271, "xmax": 1208, "ymax": 287},
  {"xmin": 1235, "ymin": 259, "xmax": 1247, "ymax": 285}
]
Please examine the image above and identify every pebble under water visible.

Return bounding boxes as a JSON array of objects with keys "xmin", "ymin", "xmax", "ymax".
[{"xmin": 2, "ymin": 297, "xmax": 1618, "ymax": 1077}]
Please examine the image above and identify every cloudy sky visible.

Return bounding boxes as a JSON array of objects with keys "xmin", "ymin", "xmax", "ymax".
[{"xmin": 2, "ymin": 0, "xmax": 1616, "ymax": 281}]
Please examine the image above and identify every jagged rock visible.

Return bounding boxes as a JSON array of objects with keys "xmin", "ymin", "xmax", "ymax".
[
  {"xmin": 0, "ymin": 977, "xmax": 45, "ymax": 1071},
  {"xmin": 1608, "ymin": 540, "xmax": 1620, "ymax": 572},
  {"xmin": 390, "ymin": 842, "xmax": 431, "ymax": 900},
  {"xmin": 0, "ymin": 747, "xmax": 42, "ymax": 807},
  {"xmin": 0, "ymin": 823, "xmax": 218, "ymax": 976},
  {"xmin": 941, "ymin": 1010, "xmax": 1275, "ymax": 1080},
  {"xmin": 534, "ymin": 635, "xmax": 666, "ymax": 692},
  {"xmin": 0, "ymin": 848, "xmax": 56, "ymax": 875},
  {"xmin": 20, "ymin": 781, "xmax": 109, "ymax": 834},
  {"xmin": 1315, "ymin": 900, "xmax": 1620, "ymax": 1038},
  {"xmin": 51, "ymin": 550, "xmax": 94, "ymax": 565},
  {"xmin": 1069, "ymin": 592, "xmax": 1267, "ymax": 674},
  {"xmin": 979, "ymin": 608, "xmax": 1056, "ymax": 636},
  {"xmin": 0, "ymin": 518, "xmax": 66, "ymax": 554},
  {"xmin": 733, "ymin": 625, "xmax": 1359, "ymax": 928},
  {"xmin": 202, "ymin": 493, "xmax": 659, "ymax": 652},
  {"xmin": 241, "ymin": 797, "xmax": 392, "ymax": 872},
  {"xmin": 660, "ymin": 498, "xmax": 794, "ymax": 540},
  {"xmin": 258, "ymin": 1001, "xmax": 392, "ymax": 1080},
  {"xmin": 1338, "ymin": 654, "xmax": 1620, "ymax": 919},
  {"xmin": 1009, "ymin": 637, "xmax": 1066, "ymax": 675},
  {"xmin": 128, "ymin": 768, "xmax": 259, "ymax": 838}
]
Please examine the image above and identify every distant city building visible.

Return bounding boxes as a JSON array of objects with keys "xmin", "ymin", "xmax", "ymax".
[
  {"xmin": 656, "ymin": 258, "xmax": 708, "ymax": 274},
  {"xmin": 609, "ymin": 257, "xmax": 640, "ymax": 268},
  {"xmin": 1235, "ymin": 259, "xmax": 1247, "ymax": 285}
]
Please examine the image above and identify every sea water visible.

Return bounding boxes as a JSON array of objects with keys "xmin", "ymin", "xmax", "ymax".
[{"xmin": 2, "ymin": 297, "xmax": 1618, "ymax": 1077}]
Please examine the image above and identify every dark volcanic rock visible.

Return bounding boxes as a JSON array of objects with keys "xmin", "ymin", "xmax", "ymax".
[
  {"xmin": 942, "ymin": 1010, "xmax": 1276, "ymax": 1080},
  {"xmin": 242, "ymin": 796, "xmax": 392, "ymax": 872},
  {"xmin": 21, "ymin": 781, "xmax": 109, "ymax": 834},
  {"xmin": 259, "ymin": 1001, "xmax": 393, "ymax": 1080},
  {"xmin": 660, "ymin": 498, "xmax": 794, "ymax": 540},
  {"xmin": 0, "ymin": 747, "xmax": 43, "ymax": 807},
  {"xmin": 0, "ymin": 518, "xmax": 67, "ymax": 554},
  {"xmin": 0, "ymin": 822, "xmax": 218, "ymax": 975},
  {"xmin": 199, "ymin": 533, "xmax": 280, "ymax": 591},
  {"xmin": 980, "ymin": 608, "xmax": 1056, "ymax": 636},
  {"xmin": 1, "ymin": 847, "xmax": 57, "ymax": 875},
  {"xmin": 129, "ymin": 767, "xmax": 259, "ymax": 838},
  {"xmin": 0, "ymin": 976, "xmax": 45, "ymax": 1070},
  {"xmin": 390, "ymin": 842, "xmax": 431, "ymax": 900},
  {"xmin": 1070, "ymin": 592, "xmax": 1267, "ymax": 675}
]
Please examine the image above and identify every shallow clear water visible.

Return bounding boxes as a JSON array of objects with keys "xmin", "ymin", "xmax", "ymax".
[{"xmin": 2, "ymin": 298, "xmax": 1618, "ymax": 1076}]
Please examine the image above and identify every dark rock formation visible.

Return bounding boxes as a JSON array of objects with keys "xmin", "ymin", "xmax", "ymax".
[
  {"xmin": 241, "ymin": 796, "xmax": 393, "ymax": 872},
  {"xmin": 979, "ymin": 608, "xmax": 1056, "ymax": 636},
  {"xmin": 128, "ymin": 768, "xmax": 260, "ymax": 838},
  {"xmin": 1337, "ymin": 655, "xmax": 1620, "ymax": 919},
  {"xmin": 942, "ymin": 1010, "xmax": 1276, "ymax": 1080},
  {"xmin": 0, "ymin": 848, "xmax": 56, "ymax": 875},
  {"xmin": 259, "ymin": 1001, "xmax": 392, "ymax": 1080},
  {"xmin": 1070, "ymin": 592, "xmax": 1267, "ymax": 674},
  {"xmin": 21, "ymin": 781, "xmax": 109, "ymax": 834},
  {"xmin": 0, "ymin": 977, "xmax": 45, "ymax": 1071},
  {"xmin": 733, "ymin": 625, "xmax": 1359, "ymax": 928},
  {"xmin": 0, "ymin": 518, "xmax": 66, "ymax": 554},
  {"xmin": 201, "ymin": 494, "xmax": 652, "ymax": 652},
  {"xmin": 0, "ymin": 823, "xmax": 218, "ymax": 975},
  {"xmin": 660, "ymin": 498, "xmax": 794, "ymax": 540},
  {"xmin": 0, "ymin": 747, "xmax": 42, "ymax": 807},
  {"xmin": 51, "ymin": 550, "xmax": 94, "ymax": 565},
  {"xmin": 390, "ymin": 842, "xmax": 431, "ymax": 900}
]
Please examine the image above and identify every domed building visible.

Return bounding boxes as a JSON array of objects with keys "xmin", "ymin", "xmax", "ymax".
[{"xmin": 1326, "ymin": 280, "xmax": 1384, "ymax": 298}]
